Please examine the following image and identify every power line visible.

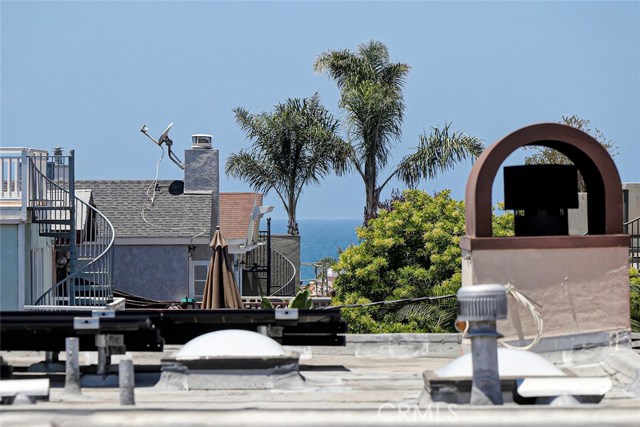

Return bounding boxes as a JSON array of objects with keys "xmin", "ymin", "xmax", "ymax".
[{"xmin": 322, "ymin": 294, "xmax": 456, "ymax": 310}]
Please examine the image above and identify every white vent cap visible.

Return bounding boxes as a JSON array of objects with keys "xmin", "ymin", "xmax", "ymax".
[{"xmin": 191, "ymin": 134, "xmax": 212, "ymax": 149}]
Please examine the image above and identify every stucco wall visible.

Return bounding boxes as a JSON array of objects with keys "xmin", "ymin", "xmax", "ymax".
[
  {"xmin": 0, "ymin": 224, "xmax": 19, "ymax": 310},
  {"xmin": 623, "ymin": 183, "xmax": 640, "ymax": 221},
  {"xmin": 191, "ymin": 244, "xmax": 212, "ymax": 261},
  {"xmin": 462, "ymin": 244, "xmax": 630, "ymax": 341},
  {"xmin": 184, "ymin": 148, "xmax": 219, "ymax": 230},
  {"xmin": 114, "ymin": 245, "xmax": 188, "ymax": 301}
]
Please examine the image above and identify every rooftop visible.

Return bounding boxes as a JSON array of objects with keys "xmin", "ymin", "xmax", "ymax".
[
  {"xmin": 76, "ymin": 180, "xmax": 261, "ymax": 241},
  {"xmin": 220, "ymin": 192, "xmax": 263, "ymax": 240},
  {"xmin": 1, "ymin": 334, "xmax": 639, "ymax": 426}
]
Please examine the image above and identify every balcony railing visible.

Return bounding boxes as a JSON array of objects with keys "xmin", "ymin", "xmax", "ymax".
[
  {"xmin": 1, "ymin": 148, "xmax": 115, "ymax": 308},
  {"xmin": 1, "ymin": 148, "xmax": 48, "ymax": 218},
  {"xmin": 625, "ymin": 215, "xmax": 640, "ymax": 271}
]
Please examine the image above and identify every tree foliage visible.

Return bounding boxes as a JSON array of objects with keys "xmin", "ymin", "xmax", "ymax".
[
  {"xmin": 332, "ymin": 190, "xmax": 514, "ymax": 333},
  {"xmin": 226, "ymin": 94, "xmax": 350, "ymax": 235},
  {"xmin": 314, "ymin": 41, "xmax": 483, "ymax": 224},
  {"xmin": 524, "ymin": 115, "xmax": 618, "ymax": 191},
  {"xmin": 630, "ymin": 267, "xmax": 640, "ymax": 332}
]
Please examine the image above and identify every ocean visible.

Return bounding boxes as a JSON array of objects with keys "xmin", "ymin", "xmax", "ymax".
[{"xmin": 269, "ymin": 218, "xmax": 362, "ymax": 281}]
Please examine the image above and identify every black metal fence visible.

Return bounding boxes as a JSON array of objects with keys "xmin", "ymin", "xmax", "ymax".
[
  {"xmin": 625, "ymin": 215, "xmax": 640, "ymax": 271},
  {"xmin": 241, "ymin": 220, "xmax": 297, "ymax": 297}
]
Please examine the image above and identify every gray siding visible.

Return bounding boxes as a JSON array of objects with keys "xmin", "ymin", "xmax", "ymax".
[
  {"xmin": 114, "ymin": 245, "xmax": 188, "ymax": 301},
  {"xmin": 26, "ymin": 223, "xmax": 55, "ymax": 305},
  {"xmin": 1, "ymin": 223, "xmax": 57, "ymax": 309},
  {"xmin": 0, "ymin": 225, "xmax": 19, "ymax": 310}
]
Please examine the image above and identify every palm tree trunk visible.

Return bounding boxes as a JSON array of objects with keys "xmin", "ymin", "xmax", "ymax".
[
  {"xmin": 287, "ymin": 194, "xmax": 299, "ymax": 235},
  {"xmin": 287, "ymin": 216, "xmax": 299, "ymax": 235},
  {"xmin": 363, "ymin": 162, "xmax": 378, "ymax": 224}
]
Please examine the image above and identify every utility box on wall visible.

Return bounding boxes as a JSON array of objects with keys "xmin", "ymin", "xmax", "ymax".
[{"xmin": 462, "ymin": 123, "xmax": 630, "ymax": 346}]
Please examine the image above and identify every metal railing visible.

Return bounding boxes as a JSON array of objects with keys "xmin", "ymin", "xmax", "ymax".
[
  {"xmin": 242, "ymin": 243, "xmax": 297, "ymax": 297},
  {"xmin": 268, "ymin": 247, "xmax": 297, "ymax": 296},
  {"xmin": 241, "ymin": 296, "xmax": 332, "ymax": 309},
  {"xmin": 27, "ymin": 154, "xmax": 115, "ymax": 307},
  {"xmin": 625, "ymin": 215, "xmax": 640, "ymax": 271}
]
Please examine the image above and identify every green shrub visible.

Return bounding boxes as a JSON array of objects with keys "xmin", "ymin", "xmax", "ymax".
[
  {"xmin": 333, "ymin": 189, "xmax": 513, "ymax": 333},
  {"xmin": 630, "ymin": 267, "xmax": 640, "ymax": 332}
]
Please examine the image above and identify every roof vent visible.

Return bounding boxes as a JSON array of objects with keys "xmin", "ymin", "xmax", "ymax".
[
  {"xmin": 191, "ymin": 134, "xmax": 212, "ymax": 149},
  {"xmin": 457, "ymin": 284, "xmax": 508, "ymax": 322}
]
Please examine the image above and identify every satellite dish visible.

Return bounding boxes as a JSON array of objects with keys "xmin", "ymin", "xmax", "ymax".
[
  {"xmin": 168, "ymin": 180, "xmax": 185, "ymax": 195},
  {"xmin": 140, "ymin": 121, "xmax": 185, "ymax": 170},
  {"xmin": 158, "ymin": 122, "xmax": 174, "ymax": 146}
]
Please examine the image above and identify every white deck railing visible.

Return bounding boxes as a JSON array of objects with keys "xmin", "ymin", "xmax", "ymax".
[{"xmin": 0, "ymin": 148, "xmax": 48, "ymax": 213}]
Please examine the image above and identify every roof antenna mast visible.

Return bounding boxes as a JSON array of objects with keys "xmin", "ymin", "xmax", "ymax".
[{"xmin": 140, "ymin": 122, "xmax": 185, "ymax": 170}]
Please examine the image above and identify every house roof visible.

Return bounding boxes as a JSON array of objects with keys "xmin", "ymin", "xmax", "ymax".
[
  {"xmin": 220, "ymin": 192, "xmax": 263, "ymax": 240},
  {"xmin": 76, "ymin": 180, "xmax": 262, "ymax": 241}
]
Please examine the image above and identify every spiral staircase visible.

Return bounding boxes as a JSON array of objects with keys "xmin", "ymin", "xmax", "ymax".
[
  {"xmin": 241, "ymin": 222, "xmax": 297, "ymax": 297},
  {"xmin": 27, "ymin": 152, "xmax": 115, "ymax": 308}
]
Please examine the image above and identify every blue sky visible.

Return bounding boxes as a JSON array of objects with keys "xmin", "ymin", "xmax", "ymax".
[{"xmin": 2, "ymin": 1, "xmax": 639, "ymax": 220}]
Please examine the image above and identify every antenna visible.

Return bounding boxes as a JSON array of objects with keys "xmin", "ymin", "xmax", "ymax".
[
  {"xmin": 140, "ymin": 122, "xmax": 185, "ymax": 170},
  {"xmin": 158, "ymin": 123, "xmax": 173, "ymax": 146}
]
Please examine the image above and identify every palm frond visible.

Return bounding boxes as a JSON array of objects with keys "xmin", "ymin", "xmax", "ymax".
[
  {"xmin": 396, "ymin": 123, "xmax": 484, "ymax": 188},
  {"xmin": 388, "ymin": 299, "xmax": 457, "ymax": 333},
  {"xmin": 314, "ymin": 40, "xmax": 411, "ymax": 222},
  {"xmin": 227, "ymin": 95, "xmax": 348, "ymax": 234}
]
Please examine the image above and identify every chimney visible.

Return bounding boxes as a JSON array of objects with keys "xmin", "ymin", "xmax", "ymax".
[{"xmin": 184, "ymin": 134, "xmax": 219, "ymax": 233}]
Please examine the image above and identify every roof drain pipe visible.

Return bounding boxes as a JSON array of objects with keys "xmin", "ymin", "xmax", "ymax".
[{"xmin": 457, "ymin": 284, "xmax": 508, "ymax": 405}]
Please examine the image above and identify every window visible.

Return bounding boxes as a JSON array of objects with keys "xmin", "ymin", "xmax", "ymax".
[{"xmin": 188, "ymin": 261, "xmax": 209, "ymax": 302}]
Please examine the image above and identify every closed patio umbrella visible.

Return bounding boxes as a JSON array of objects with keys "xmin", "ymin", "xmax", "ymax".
[{"xmin": 201, "ymin": 226, "xmax": 243, "ymax": 309}]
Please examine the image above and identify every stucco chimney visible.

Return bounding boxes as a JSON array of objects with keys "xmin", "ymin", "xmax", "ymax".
[{"xmin": 184, "ymin": 134, "xmax": 219, "ymax": 232}]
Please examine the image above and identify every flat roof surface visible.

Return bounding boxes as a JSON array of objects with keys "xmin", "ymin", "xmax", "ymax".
[{"xmin": 2, "ymin": 337, "xmax": 640, "ymax": 426}]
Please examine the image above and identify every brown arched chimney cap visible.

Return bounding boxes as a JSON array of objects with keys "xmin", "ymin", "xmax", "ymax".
[{"xmin": 465, "ymin": 123, "xmax": 623, "ymax": 237}]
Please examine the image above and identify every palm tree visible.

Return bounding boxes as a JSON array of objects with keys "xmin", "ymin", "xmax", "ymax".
[
  {"xmin": 226, "ymin": 93, "xmax": 349, "ymax": 235},
  {"xmin": 314, "ymin": 40, "xmax": 483, "ymax": 223}
]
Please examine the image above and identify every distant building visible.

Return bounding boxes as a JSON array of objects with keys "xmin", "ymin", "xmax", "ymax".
[
  {"xmin": 75, "ymin": 179, "xmax": 270, "ymax": 301},
  {"xmin": 0, "ymin": 148, "xmax": 55, "ymax": 310},
  {"xmin": 1, "ymin": 143, "xmax": 299, "ymax": 310}
]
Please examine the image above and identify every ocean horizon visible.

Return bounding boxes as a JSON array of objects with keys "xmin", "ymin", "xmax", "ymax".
[{"xmin": 269, "ymin": 218, "xmax": 362, "ymax": 281}]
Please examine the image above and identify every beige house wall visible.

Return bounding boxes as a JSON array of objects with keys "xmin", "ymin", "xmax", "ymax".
[
  {"xmin": 623, "ymin": 183, "xmax": 640, "ymax": 222},
  {"xmin": 462, "ymin": 243, "xmax": 630, "ymax": 342}
]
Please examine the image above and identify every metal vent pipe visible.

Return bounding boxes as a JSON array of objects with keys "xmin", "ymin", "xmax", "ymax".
[{"xmin": 457, "ymin": 284, "xmax": 508, "ymax": 405}]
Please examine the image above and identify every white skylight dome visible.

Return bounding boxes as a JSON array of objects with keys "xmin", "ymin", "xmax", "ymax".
[
  {"xmin": 436, "ymin": 348, "xmax": 566, "ymax": 378},
  {"xmin": 176, "ymin": 329, "xmax": 287, "ymax": 359}
]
